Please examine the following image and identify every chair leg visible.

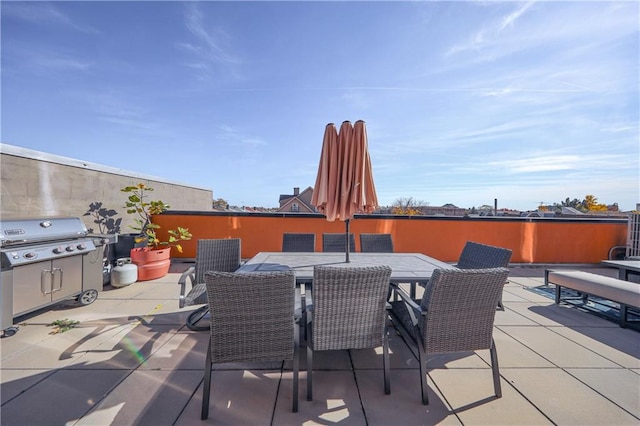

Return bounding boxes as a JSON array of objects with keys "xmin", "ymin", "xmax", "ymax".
[
  {"xmin": 201, "ymin": 338, "xmax": 213, "ymax": 420},
  {"xmin": 306, "ymin": 321, "xmax": 313, "ymax": 401},
  {"xmin": 490, "ymin": 339, "xmax": 502, "ymax": 398},
  {"xmin": 187, "ymin": 306, "xmax": 210, "ymax": 331},
  {"xmin": 293, "ymin": 315, "xmax": 300, "ymax": 412},
  {"xmin": 418, "ymin": 340, "xmax": 429, "ymax": 405},
  {"xmin": 383, "ymin": 325, "xmax": 390, "ymax": 395}
]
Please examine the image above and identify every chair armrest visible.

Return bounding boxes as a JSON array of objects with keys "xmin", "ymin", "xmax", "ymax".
[
  {"xmin": 294, "ymin": 287, "xmax": 303, "ymax": 320},
  {"xmin": 392, "ymin": 284, "xmax": 425, "ymax": 327},
  {"xmin": 305, "ymin": 287, "xmax": 313, "ymax": 325},
  {"xmin": 178, "ymin": 266, "xmax": 195, "ymax": 308}
]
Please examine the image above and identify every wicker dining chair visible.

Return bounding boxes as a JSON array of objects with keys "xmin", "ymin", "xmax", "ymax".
[
  {"xmin": 282, "ymin": 233, "xmax": 316, "ymax": 252},
  {"xmin": 322, "ymin": 233, "xmax": 356, "ymax": 252},
  {"xmin": 390, "ymin": 267, "xmax": 510, "ymax": 405},
  {"xmin": 360, "ymin": 233, "xmax": 394, "ymax": 253},
  {"xmin": 178, "ymin": 238, "xmax": 241, "ymax": 331},
  {"xmin": 456, "ymin": 241, "xmax": 512, "ymax": 310},
  {"xmin": 201, "ymin": 270, "xmax": 300, "ymax": 419},
  {"xmin": 306, "ymin": 265, "xmax": 393, "ymax": 401}
]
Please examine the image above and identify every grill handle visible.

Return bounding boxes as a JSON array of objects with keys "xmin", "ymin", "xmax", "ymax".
[
  {"xmin": 41, "ymin": 269, "xmax": 52, "ymax": 295},
  {"xmin": 52, "ymin": 268, "xmax": 63, "ymax": 293}
]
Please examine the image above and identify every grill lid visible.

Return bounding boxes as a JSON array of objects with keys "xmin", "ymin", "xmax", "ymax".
[{"xmin": 1, "ymin": 217, "xmax": 89, "ymax": 248}]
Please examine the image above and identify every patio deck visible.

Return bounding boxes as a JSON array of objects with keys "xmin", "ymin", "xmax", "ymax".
[{"xmin": 1, "ymin": 265, "xmax": 638, "ymax": 425}]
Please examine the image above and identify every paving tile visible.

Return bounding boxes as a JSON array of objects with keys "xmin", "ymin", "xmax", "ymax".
[
  {"xmin": 141, "ymin": 329, "xmax": 208, "ymax": 370},
  {"xmin": 429, "ymin": 369, "xmax": 553, "ymax": 425},
  {"xmin": 302, "ymin": 349, "xmax": 353, "ymax": 371},
  {"xmin": 273, "ymin": 370, "xmax": 367, "ymax": 425},
  {"xmin": 565, "ymin": 368, "xmax": 640, "ymax": 418},
  {"xmin": 75, "ymin": 370, "xmax": 203, "ymax": 425},
  {"xmin": 499, "ymin": 326, "xmax": 621, "ymax": 368},
  {"xmin": 101, "ymin": 298, "xmax": 183, "ymax": 321},
  {"xmin": 551, "ymin": 326, "xmax": 640, "ymax": 369},
  {"xmin": 1, "ymin": 323, "xmax": 130, "ymax": 369},
  {"xmin": 1, "ymin": 323, "xmax": 58, "ymax": 360},
  {"xmin": 480, "ymin": 327, "xmax": 555, "ymax": 368},
  {"xmin": 176, "ymin": 370, "xmax": 286, "ymax": 425},
  {"xmin": 500, "ymin": 290, "xmax": 529, "ymax": 304},
  {"xmin": 69, "ymin": 323, "xmax": 177, "ymax": 369},
  {"xmin": 0, "ymin": 369, "xmax": 130, "ymax": 425},
  {"xmin": 501, "ymin": 368, "xmax": 639, "ymax": 425},
  {"xmin": 15, "ymin": 298, "xmax": 133, "ymax": 325},
  {"xmin": 351, "ymin": 324, "xmax": 418, "ymax": 370},
  {"xmin": 503, "ymin": 285, "xmax": 555, "ymax": 303},
  {"xmin": 507, "ymin": 300, "xmax": 619, "ymax": 327},
  {"xmin": 356, "ymin": 369, "xmax": 461, "ymax": 425},
  {"xmin": 1, "ymin": 268, "xmax": 638, "ymax": 425},
  {"xmin": 389, "ymin": 323, "xmax": 493, "ymax": 370},
  {"xmin": 0, "ymin": 369, "xmax": 55, "ymax": 404},
  {"xmin": 494, "ymin": 306, "xmax": 541, "ymax": 326}
]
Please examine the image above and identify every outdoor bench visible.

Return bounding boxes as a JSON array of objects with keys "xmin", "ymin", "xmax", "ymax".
[{"xmin": 545, "ymin": 269, "xmax": 640, "ymax": 328}]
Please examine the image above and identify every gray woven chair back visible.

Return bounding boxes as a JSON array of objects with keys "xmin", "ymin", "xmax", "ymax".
[
  {"xmin": 322, "ymin": 233, "xmax": 356, "ymax": 252},
  {"xmin": 282, "ymin": 233, "xmax": 316, "ymax": 252},
  {"xmin": 204, "ymin": 270, "xmax": 296, "ymax": 364},
  {"xmin": 360, "ymin": 233, "xmax": 394, "ymax": 253},
  {"xmin": 419, "ymin": 268, "xmax": 509, "ymax": 353},
  {"xmin": 456, "ymin": 241, "xmax": 512, "ymax": 269},
  {"xmin": 194, "ymin": 239, "xmax": 242, "ymax": 284},
  {"xmin": 312, "ymin": 265, "xmax": 392, "ymax": 351}
]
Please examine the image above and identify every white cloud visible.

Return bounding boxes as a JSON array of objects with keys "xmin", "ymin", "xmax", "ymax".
[
  {"xmin": 2, "ymin": 2, "xmax": 99, "ymax": 34},
  {"xmin": 179, "ymin": 3, "xmax": 240, "ymax": 82}
]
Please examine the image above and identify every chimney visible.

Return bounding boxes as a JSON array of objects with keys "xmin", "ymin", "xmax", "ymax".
[{"xmin": 294, "ymin": 187, "xmax": 299, "ymax": 196}]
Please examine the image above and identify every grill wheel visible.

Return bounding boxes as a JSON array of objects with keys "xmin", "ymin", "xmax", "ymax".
[{"xmin": 78, "ymin": 289, "xmax": 98, "ymax": 305}]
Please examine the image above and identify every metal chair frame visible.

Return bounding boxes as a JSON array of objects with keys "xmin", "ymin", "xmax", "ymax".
[
  {"xmin": 201, "ymin": 270, "xmax": 300, "ymax": 419},
  {"xmin": 178, "ymin": 239, "xmax": 241, "ymax": 331},
  {"xmin": 306, "ymin": 265, "xmax": 392, "ymax": 400},
  {"xmin": 390, "ymin": 267, "xmax": 509, "ymax": 405}
]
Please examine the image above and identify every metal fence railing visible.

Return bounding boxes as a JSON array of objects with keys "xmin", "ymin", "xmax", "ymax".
[{"xmin": 627, "ymin": 213, "xmax": 640, "ymax": 258}]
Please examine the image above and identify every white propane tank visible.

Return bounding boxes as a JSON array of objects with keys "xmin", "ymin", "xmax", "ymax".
[{"xmin": 111, "ymin": 258, "xmax": 138, "ymax": 287}]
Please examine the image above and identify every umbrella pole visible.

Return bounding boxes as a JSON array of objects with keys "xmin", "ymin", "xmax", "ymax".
[{"xmin": 345, "ymin": 219, "xmax": 350, "ymax": 263}]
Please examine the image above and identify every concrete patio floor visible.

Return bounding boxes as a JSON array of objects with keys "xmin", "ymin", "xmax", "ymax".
[{"xmin": 1, "ymin": 265, "xmax": 639, "ymax": 425}]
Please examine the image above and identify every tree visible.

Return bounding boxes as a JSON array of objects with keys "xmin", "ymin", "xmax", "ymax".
[
  {"xmin": 391, "ymin": 197, "xmax": 426, "ymax": 216},
  {"xmin": 561, "ymin": 197, "xmax": 584, "ymax": 210},
  {"xmin": 212, "ymin": 198, "xmax": 229, "ymax": 210},
  {"xmin": 557, "ymin": 195, "xmax": 610, "ymax": 213},
  {"xmin": 583, "ymin": 194, "xmax": 609, "ymax": 212}
]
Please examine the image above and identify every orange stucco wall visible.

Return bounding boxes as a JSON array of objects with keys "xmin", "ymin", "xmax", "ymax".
[{"xmin": 152, "ymin": 212, "xmax": 628, "ymax": 264}]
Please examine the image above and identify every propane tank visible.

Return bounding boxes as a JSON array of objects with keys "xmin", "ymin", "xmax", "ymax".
[{"xmin": 111, "ymin": 258, "xmax": 138, "ymax": 287}]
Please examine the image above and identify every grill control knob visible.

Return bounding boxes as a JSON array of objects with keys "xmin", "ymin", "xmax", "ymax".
[
  {"xmin": 24, "ymin": 252, "xmax": 37, "ymax": 259},
  {"xmin": 53, "ymin": 247, "xmax": 64, "ymax": 254},
  {"xmin": 66, "ymin": 245, "xmax": 76, "ymax": 252},
  {"xmin": 77, "ymin": 243, "xmax": 87, "ymax": 250}
]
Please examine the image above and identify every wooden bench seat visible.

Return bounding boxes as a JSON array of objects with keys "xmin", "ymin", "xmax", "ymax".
[{"xmin": 545, "ymin": 269, "xmax": 640, "ymax": 328}]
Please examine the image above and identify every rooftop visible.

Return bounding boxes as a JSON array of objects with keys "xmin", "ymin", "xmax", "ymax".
[{"xmin": 1, "ymin": 264, "xmax": 638, "ymax": 425}]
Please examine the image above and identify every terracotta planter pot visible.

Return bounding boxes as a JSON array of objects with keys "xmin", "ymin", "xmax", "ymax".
[{"xmin": 130, "ymin": 247, "xmax": 171, "ymax": 281}]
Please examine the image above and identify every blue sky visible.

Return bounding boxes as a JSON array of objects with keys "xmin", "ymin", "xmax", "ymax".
[{"xmin": 2, "ymin": 1, "xmax": 638, "ymax": 211}]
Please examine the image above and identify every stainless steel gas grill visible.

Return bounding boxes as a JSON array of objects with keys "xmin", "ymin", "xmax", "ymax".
[{"xmin": 1, "ymin": 217, "xmax": 101, "ymax": 337}]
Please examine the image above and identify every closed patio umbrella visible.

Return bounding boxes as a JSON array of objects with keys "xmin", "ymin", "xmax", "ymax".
[{"xmin": 311, "ymin": 120, "xmax": 379, "ymax": 262}]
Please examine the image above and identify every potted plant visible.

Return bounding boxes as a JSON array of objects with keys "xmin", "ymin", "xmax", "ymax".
[{"xmin": 122, "ymin": 183, "xmax": 192, "ymax": 280}]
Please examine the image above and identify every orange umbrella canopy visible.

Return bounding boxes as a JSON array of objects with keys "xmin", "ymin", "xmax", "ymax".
[{"xmin": 311, "ymin": 120, "xmax": 378, "ymax": 222}]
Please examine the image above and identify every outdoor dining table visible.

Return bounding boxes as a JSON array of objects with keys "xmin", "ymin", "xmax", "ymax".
[
  {"xmin": 601, "ymin": 259, "xmax": 640, "ymax": 281},
  {"xmin": 237, "ymin": 252, "xmax": 456, "ymax": 291}
]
